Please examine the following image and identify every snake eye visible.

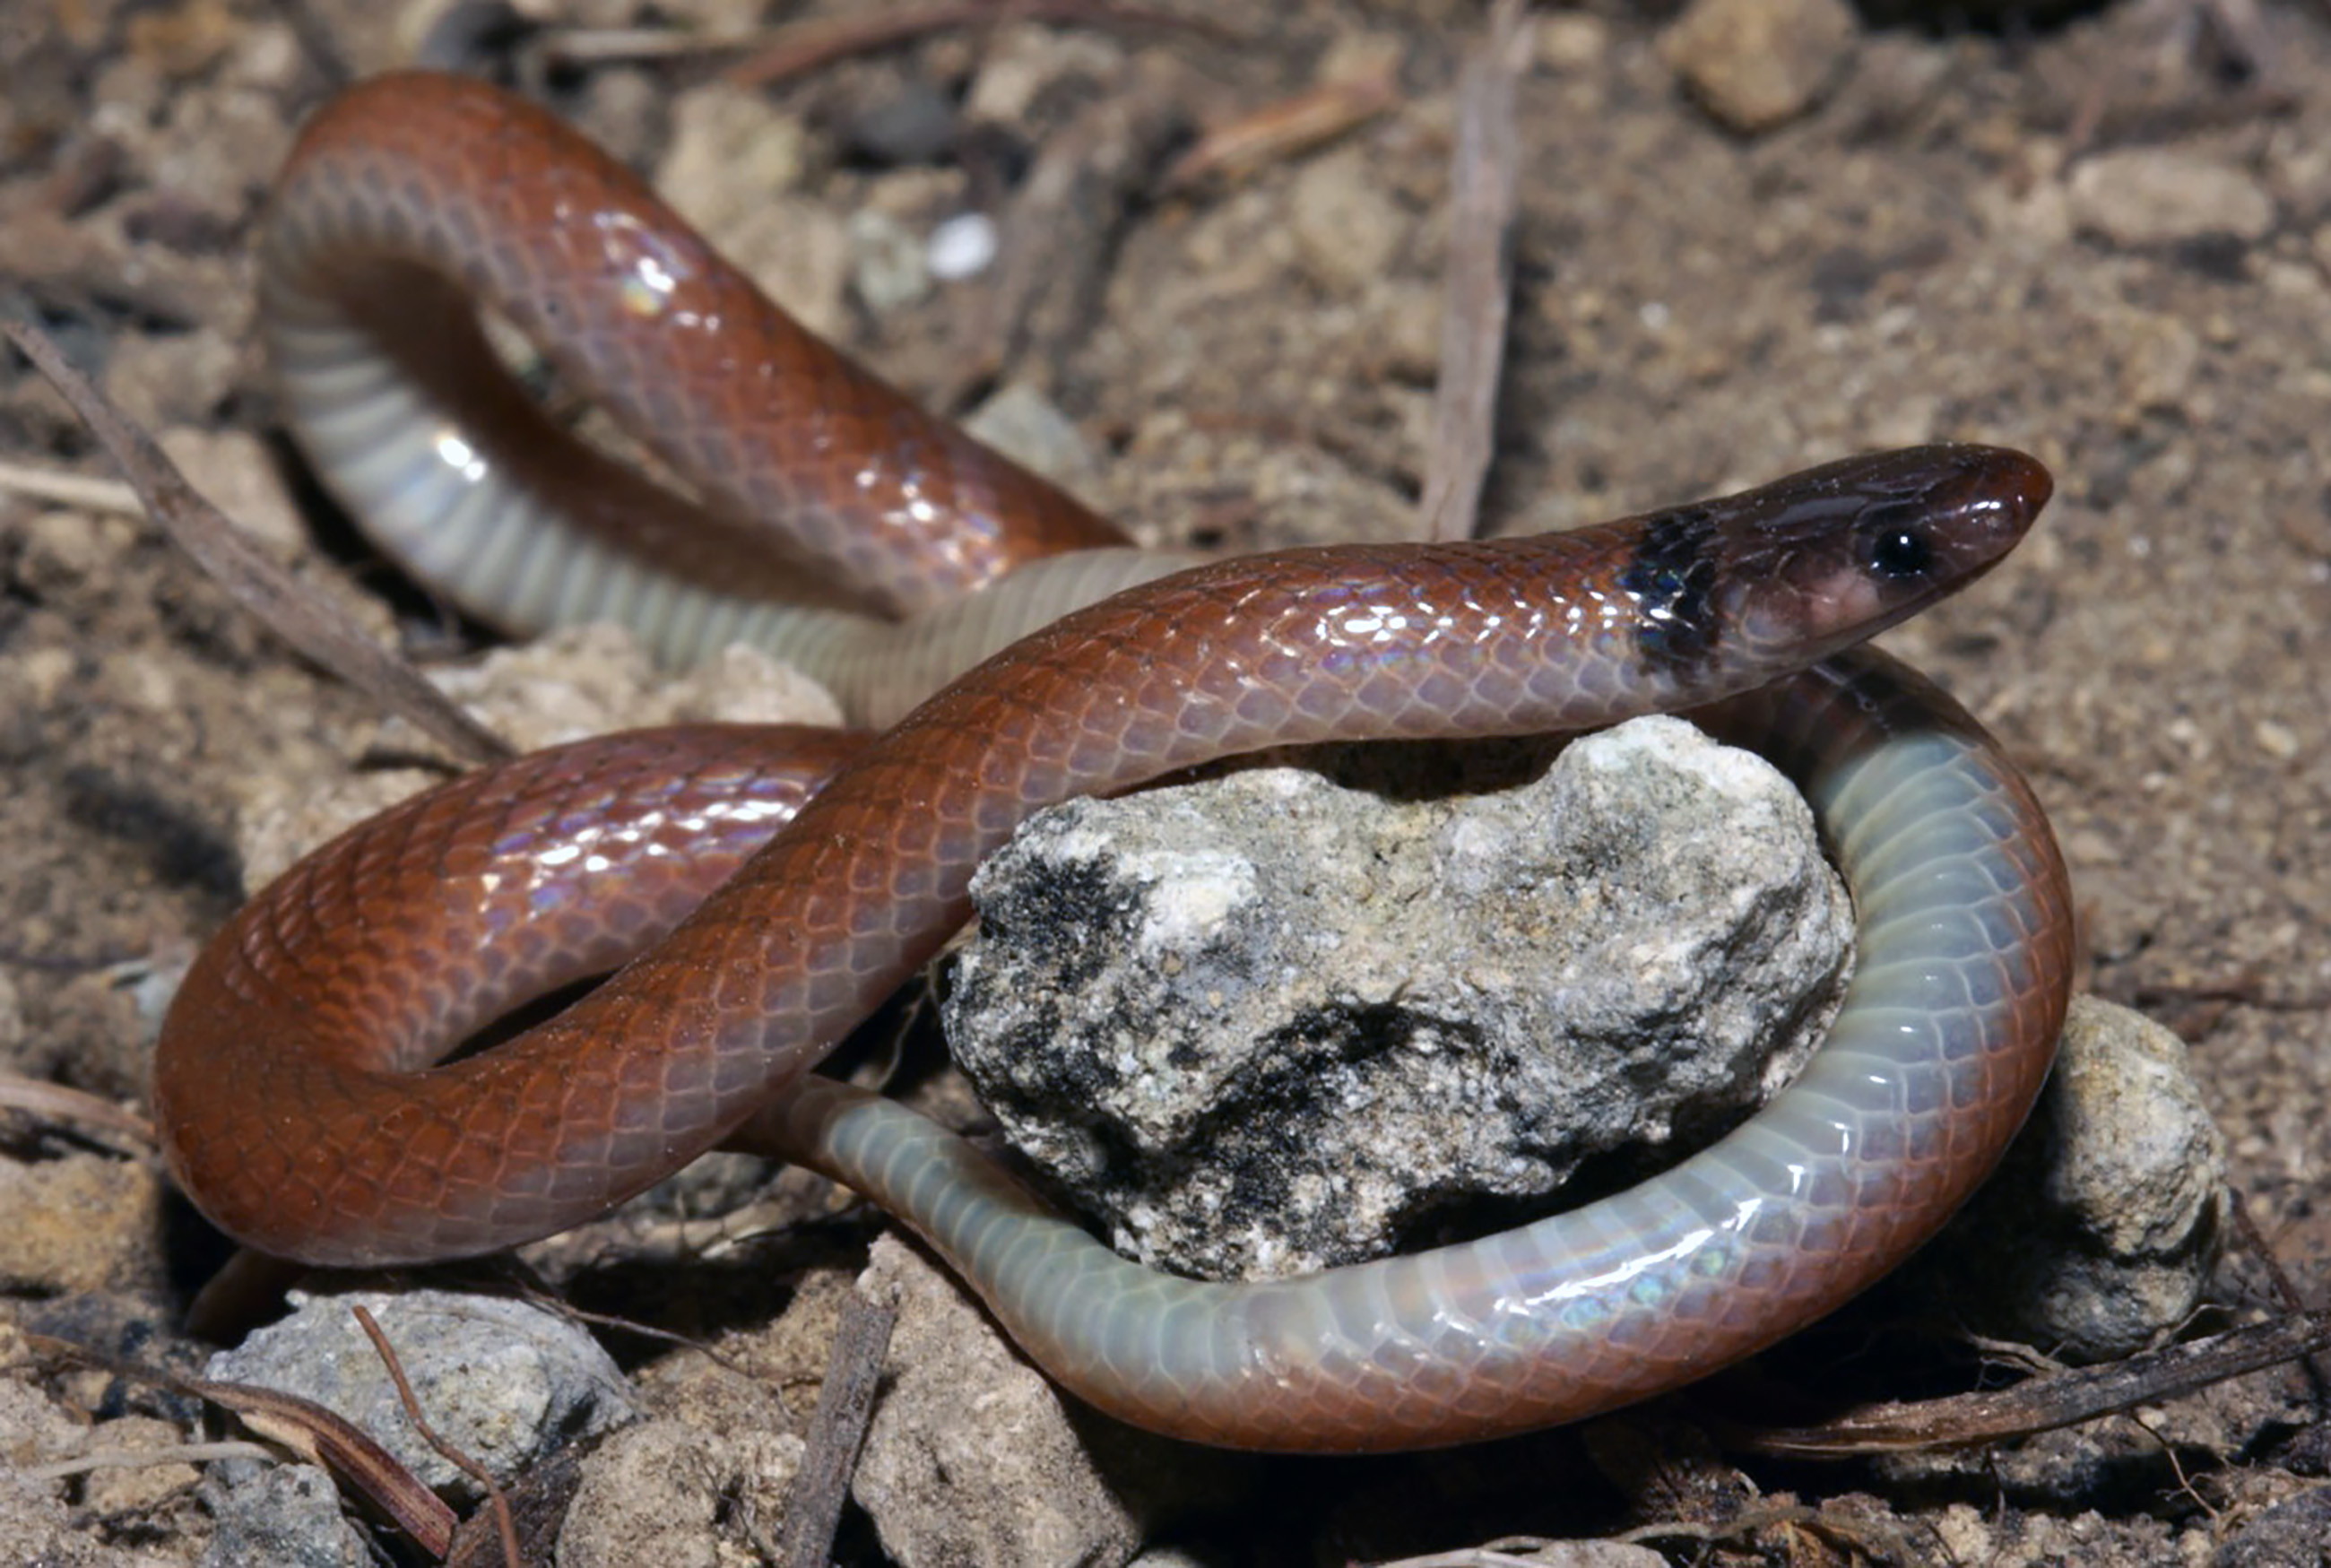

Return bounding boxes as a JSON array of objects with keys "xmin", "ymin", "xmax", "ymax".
[{"xmin": 1867, "ymin": 525, "xmax": 1935, "ymax": 580}]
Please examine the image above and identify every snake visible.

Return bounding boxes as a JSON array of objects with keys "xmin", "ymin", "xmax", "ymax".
[{"xmin": 152, "ymin": 73, "xmax": 2076, "ymax": 1452}]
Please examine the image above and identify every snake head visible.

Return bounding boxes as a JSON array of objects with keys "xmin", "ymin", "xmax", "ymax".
[{"xmin": 1651, "ymin": 444, "xmax": 2052, "ymax": 672}]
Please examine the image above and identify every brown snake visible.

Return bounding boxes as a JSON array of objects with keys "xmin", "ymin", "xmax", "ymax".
[{"xmin": 153, "ymin": 74, "xmax": 2075, "ymax": 1451}]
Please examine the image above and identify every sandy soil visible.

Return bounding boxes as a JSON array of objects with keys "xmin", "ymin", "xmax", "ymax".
[{"xmin": 2, "ymin": 0, "xmax": 2327, "ymax": 1563}]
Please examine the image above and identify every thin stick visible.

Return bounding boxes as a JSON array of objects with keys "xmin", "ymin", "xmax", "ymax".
[
  {"xmin": 4, "ymin": 318, "xmax": 511, "ymax": 766},
  {"xmin": 24, "ymin": 1441, "xmax": 277, "ymax": 1479},
  {"xmin": 1733, "ymin": 1310, "xmax": 2331, "ymax": 1456},
  {"xmin": 0, "ymin": 1071, "xmax": 157, "ymax": 1148},
  {"xmin": 0, "ymin": 458, "xmax": 141, "ymax": 515},
  {"xmin": 2224, "ymin": 1187, "xmax": 2331, "ymax": 1407},
  {"xmin": 1157, "ymin": 70, "xmax": 1399, "ymax": 191},
  {"xmin": 776, "ymin": 1290, "xmax": 898, "ymax": 1568},
  {"xmin": 1420, "ymin": 0, "xmax": 1533, "ymax": 543},
  {"xmin": 26, "ymin": 1331, "xmax": 459, "ymax": 1557},
  {"xmin": 352, "ymin": 1304, "xmax": 524, "ymax": 1568}
]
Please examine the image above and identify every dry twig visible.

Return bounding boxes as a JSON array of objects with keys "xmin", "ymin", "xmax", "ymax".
[
  {"xmin": 352, "ymin": 1304, "xmax": 523, "ymax": 1568},
  {"xmin": 22, "ymin": 1441, "xmax": 277, "ymax": 1479},
  {"xmin": 27, "ymin": 1332, "xmax": 460, "ymax": 1558},
  {"xmin": 778, "ymin": 1290, "xmax": 899, "ymax": 1568},
  {"xmin": 443, "ymin": 1445, "xmax": 589, "ymax": 1567},
  {"xmin": 1158, "ymin": 67, "xmax": 1399, "ymax": 190},
  {"xmin": 1733, "ymin": 1311, "xmax": 2331, "ymax": 1456},
  {"xmin": 3, "ymin": 317, "xmax": 511, "ymax": 767},
  {"xmin": 0, "ymin": 1071, "xmax": 156, "ymax": 1148},
  {"xmin": 0, "ymin": 457, "xmax": 141, "ymax": 515},
  {"xmin": 1420, "ymin": 0, "xmax": 1532, "ymax": 543}
]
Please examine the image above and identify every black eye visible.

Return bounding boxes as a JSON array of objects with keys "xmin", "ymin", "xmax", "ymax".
[{"xmin": 1867, "ymin": 526, "xmax": 1934, "ymax": 579}]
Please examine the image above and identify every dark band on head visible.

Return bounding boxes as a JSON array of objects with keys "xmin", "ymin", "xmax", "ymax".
[{"xmin": 1618, "ymin": 505, "xmax": 1720, "ymax": 665}]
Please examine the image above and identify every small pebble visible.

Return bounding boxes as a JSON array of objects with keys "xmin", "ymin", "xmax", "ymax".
[
  {"xmin": 962, "ymin": 383, "xmax": 1100, "ymax": 489},
  {"xmin": 1659, "ymin": 0, "xmax": 1859, "ymax": 134},
  {"xmin": 1925, "ymin": 996, "xmax": 2226, "ymax": 1361},
  {"xmin": 845, "ymin": 80, "xmax": 958, "ymax": 167},
  {"xmin": 1537, "ymin": 13, "xmax": 1613, "ymax": 72},
  {"xmin": 206, "ymin": 1288, "xmax": 642, "ymax": 1503},
  {"xmin": 2067, "ymin": 150, "xmax": 2275, "ymax": 248},
  {"xmin": 927, "ymin": 212, "xmax": 998, "ymax": 281},
  {"xmin": 850, "ymin": 208, "xmax": 932, "ymax": 315},
  {"xmin": 655, "ymin": 83, "xmax": 810, "ymax": 237},
  {"xmin": 160, "ymin": 427, "xmax": 305, "ymax": 550},
  {"xmin": 1288, "ymin": 148, "xmax": 1406, "ymax": 296}
]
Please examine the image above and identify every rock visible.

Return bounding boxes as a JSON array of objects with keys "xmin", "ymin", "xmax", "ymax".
[
  {"xmin": 963, "ymin": 23, "xmax": 1127, "ymax": 127},
  {"xmin": 672, "ymin": 640, "xmax": 849, "ymax": 729},
  {"xmin": 928, "ymin": 211, "xmax": 999, "ymax": 282},
  {"xmin": 655, "ymin": 84, "xmax": 810, "ymax": 234},
  {"xmin": 1537, "ymin": 13, "xmax": 1614, "ymax": 74},
  {"xmin": 557, "ymin": 1419, "xmax": 803, "ymax": 1568},
  {"xmin": 122, "ymin": 0, "xmax": 239, "ymax": 80},
  {"xmin": 159, "ymin": 427, "xmax": 306, "ymax": 551},
  {"xmin": 429, "ymin": 622, "xmax": 843, "ymax": 745},
  {"xmin": 707, "ymin": 193, "xmax": 854, "ymax": 342},
  {"xmin": 1318, "ymin": 31, "xmax": 1405, "ymax": 93},
  {"xmin": 7, "ymin": 645, "xmax": 75, "ymax": 711},
  {"xmin": 1934, "ymin": 996, "xmax": 2227, "ymax": 1360},
  {"xmin": 0, "ymin": 1352, "xmax": 91, "ymax": 1467},
  {"xmin": 1659, "ymin": 0, "xmax": 1859, "ymax": 134},
  {"xmin": 1287, "ymin": 147, "xmax": 1408, "ymax": 296},
  {"xmin": 1363, "ymin": 278, "xmax": 1443, "ymax": 384},
  {"xmin": 12, "ymin": 507, "xmax": 142, "ymax": 595},
  {"xmin": 0, "ymin": 1154, "xmax": 168, "ymax": 1295},
  {"xmin": 1927, "ymin": 1500, "xmax": 2186, "ymax": 1565},
  {"xmin": 654, "ymin": 88, "xmax": 844, "ymax": 341},
  {"xmin": 77, "ymin": 1415, "xmax": 202, "ymax": 1514},
  {"xmin": 947, "ymin": 716, "xmax": 1851, "ymax": 1279},
  {"xmin": 853, "ymin": 1238, "xmax": 1238, "ymax": 1568},
  {"xmin": 2067, "ymin": 151, "xmax": 2275, "ymax": 250},
  {"xmin": 571, "ymin": 67, "xmax": 663, "ymax": 169},
  {"xmin": 147, "ymin": 86, "xmax": 289, "ymax": 229},
  {"xmin": 100, "ymin": 325, "xmax": 240, "ymax": 429},
  {"xmin": 89, "ymin": 56, "xmax": 168, "ymax": 127},
  {"xmin": 0, "ymin": 1461, "xmax": 186, "ymax": 1567},
  {"xmin": 220, "ymin": 16, "xmax": 302, "ymax": 91},
  {"xmin": 204, "ymin": 1288, "xmax": 642, "ymax": 1506},
  {"xmin": 842, "ymin": 80, "xmax": 958, "ymax": 167},
  {"xmin": 198, "ymin": 1460, "xmax": 371, "ymax": 1568},
  {"xmin": 849, "ymin": 208, "xmax": 932, "ymax": 316},
  {"xmin": 2107, "ymin": 308, "xmax": 2203, "ymax": 421},
  {"xmin": 962, "ymin": 382, "xmax": 1102, "ymax": 491},
  {"xmin": 8, "ymin": 953, "xmax": 182, "ymax": 1097},
  {"xmin": 2215, "ymin": 1486, "xmax": 2331, "ymax": 1567}
]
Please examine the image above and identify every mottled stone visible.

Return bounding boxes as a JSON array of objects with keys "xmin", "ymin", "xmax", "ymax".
[{"xmin": 949, "ymin": 717, "xmax": 1850, "ymax": 1279}]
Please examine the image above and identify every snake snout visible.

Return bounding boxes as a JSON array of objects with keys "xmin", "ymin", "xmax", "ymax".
[{"xmin": 1893, "ymin": 444, "xmax": 2054, "ymax": 583}]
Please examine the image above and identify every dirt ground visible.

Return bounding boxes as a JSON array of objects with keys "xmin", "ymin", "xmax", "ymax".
[{"xmin": 3, "ymin": 0, "xmax": 2329, "ymax": 1563}]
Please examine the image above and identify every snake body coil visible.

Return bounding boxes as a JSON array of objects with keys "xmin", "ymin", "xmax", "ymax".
[{"xmin": 153, "ymin": 74, "xmax": 2075, "ymax": 1452}]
